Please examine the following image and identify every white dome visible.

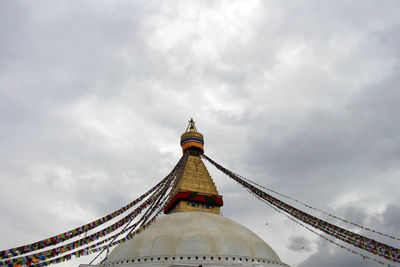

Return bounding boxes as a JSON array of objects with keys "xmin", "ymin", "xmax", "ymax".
[{"xmin": 104, "ymin": 212, "xmax": 289, "ymax": 267}]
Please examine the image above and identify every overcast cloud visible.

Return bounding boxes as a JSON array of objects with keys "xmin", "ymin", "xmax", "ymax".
[{"xmin": 1, "ymin": 1, "xmax": 400, "ymax": 266}]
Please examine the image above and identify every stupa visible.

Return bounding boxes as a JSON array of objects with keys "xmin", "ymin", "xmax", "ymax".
[{"xmin": 90, "ymin": 119, "xmax": 290, "ymax": 267}]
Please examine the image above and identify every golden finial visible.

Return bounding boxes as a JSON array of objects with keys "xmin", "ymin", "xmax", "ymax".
[{"xmin": 185, "ymin": 118, "xmax": 198, "ymax": 132}]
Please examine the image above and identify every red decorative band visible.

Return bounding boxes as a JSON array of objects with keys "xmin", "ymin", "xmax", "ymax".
[{"xmin": 164, "ymin": 190, "xmax": 223, "ymax": 213}]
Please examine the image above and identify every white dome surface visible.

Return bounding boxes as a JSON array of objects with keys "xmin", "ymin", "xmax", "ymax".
[{"xmin": 106, "ymin": 212, "xmax": 285, "ymax": 265}]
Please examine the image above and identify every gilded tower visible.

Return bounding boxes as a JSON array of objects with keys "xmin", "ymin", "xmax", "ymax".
[{"xmin": 164, "ymin": 119, "xmax": 223, "ymax": 214}]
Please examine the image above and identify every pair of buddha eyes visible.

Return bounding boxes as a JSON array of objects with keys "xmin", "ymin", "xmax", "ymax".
[{"xmin": 189, "ymin": 202, "xmax": 213, "ymax": 209}]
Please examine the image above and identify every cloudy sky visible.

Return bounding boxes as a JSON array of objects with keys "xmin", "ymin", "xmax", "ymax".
[{"xmin": 1, "ymin": 1, "xmax": 400, "ymax": 266}]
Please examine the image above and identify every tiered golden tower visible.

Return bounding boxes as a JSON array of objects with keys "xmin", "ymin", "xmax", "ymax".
[{"xmin": 164, "ymin": 119, "xmax": 223, "ymax": 215}]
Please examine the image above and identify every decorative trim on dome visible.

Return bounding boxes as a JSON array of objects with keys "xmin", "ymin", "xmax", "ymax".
[{"xmin": 104, "ymin": 254, "xmax": 290, "ymax": 267}]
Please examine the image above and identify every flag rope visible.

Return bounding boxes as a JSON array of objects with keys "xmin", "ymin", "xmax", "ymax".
[
  {"xmin": 1, "ymin": 182, "xmax": 165, "ymax": 266},
  {"xmin": 232, "ymin": 170, "xmax": 400, "ymax": 243},
  {"xmin": 90, "ymin": 151, "xmax": 188, "ymax": 265},
  {"xmin": 31, "ymin": 153, "xmax": 188, "ymax": 267},
  {"xmin": 202, "ymin": 154, "xmax": 400, "ymax": 265},
  {"xmin": 245, "ymin": 186, "xmax": 396, "ymax": 267},
  {"xmin": 3, "ymin": 153, "xmax": 188, "ymax": 267},
  {"xmin": 0, "ymin": 177, "xmax": 167, "ymax": 259}
]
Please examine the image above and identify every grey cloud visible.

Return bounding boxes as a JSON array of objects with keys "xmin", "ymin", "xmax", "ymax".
[
  {"xmin": 287, "ymin": 236, "xmax": 312, "ymax": 252},
  {"xmin": 298, "ymin": 240, "xmax": 381, "ymax": 267},
  {"xmin": 381, "ymin": 205, "xmax": 400, "ymax": 233},
  {"xmin": 369, "ymin": 204, "xmax": 400, "ymax": 243},
  {"xmin": 0, "ymin": 1, "xmax": 31, "ymax": 69}
]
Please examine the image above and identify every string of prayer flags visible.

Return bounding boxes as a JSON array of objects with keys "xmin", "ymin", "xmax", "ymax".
[
  {"xmin": 251, "ymin": 190, "xmax": 395, "ymax": 267},
  {"xmin": 0, "ymin": 185, "xmax": 165, "ymax": 266},
  {"xmin": 1, "ymin": 152, "xmax": 189, "ymax": 266},
  {"xmin": 0, "ymin": 177, "xmax": 166, "ymax": 259},
  {"xmin": 235, "ymin": 171, "xmax": 400, "ymax": 243},
  {"xmin": 202, "ymin": 154, "xmax": 400, "ymax": 265}
]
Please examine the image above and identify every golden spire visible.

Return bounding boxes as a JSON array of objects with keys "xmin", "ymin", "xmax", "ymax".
[{"xmin": 164, "ymin": 119, "xmax": 223, "ymax": 215}]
